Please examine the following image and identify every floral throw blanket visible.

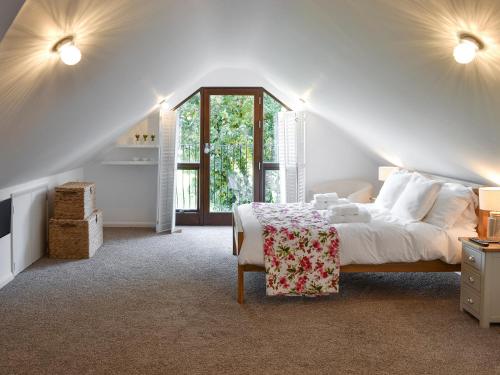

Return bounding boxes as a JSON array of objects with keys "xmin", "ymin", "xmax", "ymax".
[{"xmin": 252, "ymin": 203, "xmax": 340, "ymax": 296}]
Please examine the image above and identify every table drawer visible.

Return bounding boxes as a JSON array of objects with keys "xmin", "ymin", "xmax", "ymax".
[
  {"xmin": 463, "ymin": 245, "xmax": 483, "ymax": 271},
  {"xmin": 461, "ymin": 285, "xmax": 481, "ymax": 318},
  {"xmin": 461, "ymin": 264, "xmax": 481, "ymax": 293}
]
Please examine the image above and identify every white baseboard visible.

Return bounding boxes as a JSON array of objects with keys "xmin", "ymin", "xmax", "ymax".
[
  {"xmin": 0, "ymin": 272, "xmax": 14, "ymax": 289},
  {"xmin": 104, "ymin": 221, "xmax": 155, "ymax": 228}
]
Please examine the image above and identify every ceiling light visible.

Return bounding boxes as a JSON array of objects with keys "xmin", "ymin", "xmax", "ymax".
[
  {"xmin": 52, "ymin": 36, "xmax": 81, "ymax": 66},
  {"xmin": 160, "ymin": 100, "xmax": 170, "ymax": 110},
  {"xmin": 453, "ymin": 33, "xmax": 484, "ymax": 64}
]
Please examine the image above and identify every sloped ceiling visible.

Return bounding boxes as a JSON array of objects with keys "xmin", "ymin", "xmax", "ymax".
[
  {"xmin": 0, "ymin": 0, "xmax": 25, "ymax": 42},
  {"xmin": 1, "ymin": 0, "xmax": 500, "ymax": 189}
]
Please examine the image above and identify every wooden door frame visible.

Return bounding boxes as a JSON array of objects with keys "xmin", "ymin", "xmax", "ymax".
[
  {"xmin": 201, "ymin": 87, "xmax": 262, "ymax": 225},
  {"xmin": 175, "ymin": 87, "xmax": 290, "ymax": 226}
]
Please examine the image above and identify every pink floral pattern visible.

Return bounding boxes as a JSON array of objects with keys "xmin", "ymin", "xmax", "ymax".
[{"xmin": 252, "ymin": 203, "xmax": 340, "ymax": 296}]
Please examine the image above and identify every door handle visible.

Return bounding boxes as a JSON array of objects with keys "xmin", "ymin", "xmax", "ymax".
[{"xmin": 204, "ymin": 143, "xmax": 211, "ymax": 154}]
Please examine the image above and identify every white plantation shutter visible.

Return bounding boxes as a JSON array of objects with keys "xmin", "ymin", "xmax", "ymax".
[
  {"xmin": 156, "ymin": 109, "xmax": 178, "ymax": 233},
  {"xmin": 278, "ymin": 111, "xmax": 306, "ymax": 203}
]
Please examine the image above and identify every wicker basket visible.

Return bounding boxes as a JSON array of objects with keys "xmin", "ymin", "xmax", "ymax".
[
  {"xmin": 49, "ymin": 209, "xmax": 103, "ymax": 259},
  {"xmin": 54, "ymin": 182, "xmax": 96, "ymax": 220}
]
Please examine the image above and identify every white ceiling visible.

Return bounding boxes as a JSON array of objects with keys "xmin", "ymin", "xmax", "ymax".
[{"xmin": 1, "ymin": 0, "xmax": 500, "ymax": 189}]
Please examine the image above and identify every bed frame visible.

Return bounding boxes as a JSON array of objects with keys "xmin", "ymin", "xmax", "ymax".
[{"xmin": 233, "ymin": 173, "xmax": 487, "ymax": 304}]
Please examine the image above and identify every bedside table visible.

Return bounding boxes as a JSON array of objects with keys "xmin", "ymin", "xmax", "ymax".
[{"xmin": 460, "ymin": 238, "xmax": 500, "ymax": 328}]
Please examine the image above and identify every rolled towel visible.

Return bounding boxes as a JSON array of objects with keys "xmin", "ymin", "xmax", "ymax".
[
  {"xmin": 327, "ymin": 207, "xmax": 371, "ymax": 224},
  {"xmin": 329, "ymin": 203, "xmax": 359, "ymax": 216}
]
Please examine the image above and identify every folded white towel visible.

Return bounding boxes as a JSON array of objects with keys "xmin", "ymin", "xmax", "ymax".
[
  {"xmin": 313, "ymin": 193, "xmax": 339, "ymax": 205},
  {"xmin": 327, "ymin": 207, "xmax": 371, "ymax": 224},
  {"xmin": 311, "ymin": 200, "xmax": 328, "ymax": 210},
  {"xmin": 329, "ymin": 203, "xmax": 358, "ymax": 216},
  {"xmin": 314, "ymin": 192, "xmax": 339, "ymax": 200},
  {"xmin": 312, "ymin": 197, "xmax": 350, "ymax": 210}
]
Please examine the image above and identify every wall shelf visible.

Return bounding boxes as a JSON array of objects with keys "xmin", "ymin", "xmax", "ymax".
[
  {"xmin": 101, "ymin": 161, "xmax": 158, "ymax": 166},
  {"xmin": 115, "ymin": 144, "xmax": 158, "ymax": 149}
]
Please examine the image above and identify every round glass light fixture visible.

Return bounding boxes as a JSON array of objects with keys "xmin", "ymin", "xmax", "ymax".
[
  {"xmin": 52, "ymin": 36, "xmax": 81, "ymax": 66},
  {"xmin": 453, "ymin": 33, "xmax": 484, "ymax": 64}
]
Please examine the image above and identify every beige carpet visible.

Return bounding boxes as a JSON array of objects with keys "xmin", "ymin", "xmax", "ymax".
[{"xmin": 0, "ymin": 227, "xmax": 499, "ymax": 375}]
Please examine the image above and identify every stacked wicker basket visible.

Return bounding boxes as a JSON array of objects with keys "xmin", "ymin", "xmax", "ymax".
[{"xmin": 49, "ymin": 182, "xmax": 103, "ymax": 259}]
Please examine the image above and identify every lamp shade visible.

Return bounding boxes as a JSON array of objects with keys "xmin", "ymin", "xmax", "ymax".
[
  {"xmin": 378, "ymin": 166, "xmax": 400, "ymax": 181},
  {"xmin": 479, "ymin": 187, "xmax": 500, "ymax": 212}
]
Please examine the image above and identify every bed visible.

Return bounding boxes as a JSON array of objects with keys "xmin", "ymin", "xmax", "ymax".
[{"xmin": 233, "ymin": 172, "xmax": 487, "ymax": 303}]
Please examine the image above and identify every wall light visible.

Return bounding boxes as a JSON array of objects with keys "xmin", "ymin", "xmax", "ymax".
[
  {"xmin": 159, "ymin": 99, "xmax": 170, "ymax": 111},
  {"xmin": 52, "ymin": 36, "xmax": 81, "ymax": 66},
  {"xmin": 378, "ymin": 166, "xmax": 400, "ymax": 181},
  {"xmin": 453, "ymin": 32, "xmax": 484, "ymax": 64}
]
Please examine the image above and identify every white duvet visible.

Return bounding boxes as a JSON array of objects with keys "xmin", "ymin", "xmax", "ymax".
[{"xmin": 236, "ymin": 203, "xmax": 476, "ymax": 267}]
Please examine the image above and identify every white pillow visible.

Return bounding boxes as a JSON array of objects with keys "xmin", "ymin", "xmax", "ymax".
[
  {"xmin": 375, "ymin": 170, "xmax": 412, "ymax": 209},
  {"xmin": 423, "ymin": 183, "xmax": 474, "ymax": 229},
  {"xmin": 454, "ymin": 198, "xmax": 479, "ymax": 232},
  {"xmin": 391, "ymin": 173, "xmax": 442, "ymax": 223}
]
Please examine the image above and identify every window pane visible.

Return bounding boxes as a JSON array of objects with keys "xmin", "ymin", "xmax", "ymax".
[
  {"xmin": 263, "ymin": 93, "xmax": 285, "ymax": 163},
  {"xmin": 209, "ymin": 95, "xmax": 254, "ymax": 212},
  {"xmin": 177, "ymin": 93, "xmax": 200, "ymax": 163},
  {"xmin": 175, "ymin": 169, "xmax": 198, "ymax": 210},
  {"xmin": 264, "ymin": 169, "xmax": 281, "ymax": 203}
]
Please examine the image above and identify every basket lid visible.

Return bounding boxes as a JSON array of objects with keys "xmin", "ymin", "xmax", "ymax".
[{"xmin": 56, "ymin": 181, "xmax": 95, "ymax": 190}]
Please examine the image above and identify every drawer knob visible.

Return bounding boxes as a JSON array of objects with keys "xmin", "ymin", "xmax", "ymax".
[
  {"xmin": 467, "ymin": 297, "xmax": 474, "ymax": 305},
  {"xmin": 468, "ymin": 276, "xmax": 475, "ymax": 283},
  {"xmin": 468, "ymin": 255, "xmax": 475, "ymax": 263}
]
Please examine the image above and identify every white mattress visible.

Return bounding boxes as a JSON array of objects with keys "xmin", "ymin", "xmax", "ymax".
[{"xmin": 236, "ymin": 203, "xmax": 477, "ymax": 266}]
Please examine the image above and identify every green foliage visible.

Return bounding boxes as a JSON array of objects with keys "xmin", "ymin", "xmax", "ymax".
[
  {"xmin": 176, "ymin": 91, "xmax": 285, "ymax": 211},
  {"xmin": 178, "ymin": 93, "xmax": 200, "ymax": 163},
  {"xmin": 263, "ymin": 93, "xmax": 285, "ymax": 162}
]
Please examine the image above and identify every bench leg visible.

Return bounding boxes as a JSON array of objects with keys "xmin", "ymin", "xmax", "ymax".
[{"xmin": 237, "ymin": 265, "xmax": 244, "ymax": 304}]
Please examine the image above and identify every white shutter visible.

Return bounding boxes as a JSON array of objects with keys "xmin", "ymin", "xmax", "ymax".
[
  {"xmin": 278, "ymin": 111, "xmax": 306, "ymax": 203},
  {"xmin": 156, "ymin": 109, "xmax": 178, "ymax": 233}
]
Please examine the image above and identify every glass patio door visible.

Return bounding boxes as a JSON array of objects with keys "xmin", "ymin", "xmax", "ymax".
[
  {"xmin": 202, "ymin": 88, "xmax": 262, "ymax": 225},
  {"xmin": 175, "ymin": 87, "xmax": 287, "ymax": 226}
]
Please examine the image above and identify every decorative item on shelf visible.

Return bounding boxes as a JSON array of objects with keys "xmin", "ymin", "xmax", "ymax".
[
  {"xmin": 479, "ymin": 187, "xmax": 500, "ymax": 240},
  {"xmin": 151, "ymin": 134, "xmax": 156, "ymax": 143},
  {"xmin": 143, "ymin": 134, "xmax": 148, "ymax": 143},
  {"xmin": 133, "ymin": 157, "xmax": 140, "ymax": 161},
  {"xmin": 134, "ymin": 134, "xmax": 140, "ymax": 143}
]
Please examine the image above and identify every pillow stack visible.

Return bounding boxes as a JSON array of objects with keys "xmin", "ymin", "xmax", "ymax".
[
  {"xmin": 390, "ymin": 173, "xmax": 442, "ymax": 223},
  {"xmin": 375, "ymin": 170, "xmax": 412, "ymax": 210},
  {"xmin": 376, "ymin": 170, "xmax": 476, "ymax": 227},
  {"xmin": 424, "ymin": 183, "xmax": 476, "ymax": 229}
]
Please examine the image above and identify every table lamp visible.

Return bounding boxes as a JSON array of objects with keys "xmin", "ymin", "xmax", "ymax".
[
  {"xmin": 378, "ymin": 166, "xmax": 400, "ymax": 182},
  {"xmin": 479, "ymin": 187, "xmax": 500, "ymax": 240}
]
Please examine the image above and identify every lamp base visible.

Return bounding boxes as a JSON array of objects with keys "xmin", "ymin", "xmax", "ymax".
[{"xmin": 487, "ymin": 212, "xmax": 500, "ymax": 241}]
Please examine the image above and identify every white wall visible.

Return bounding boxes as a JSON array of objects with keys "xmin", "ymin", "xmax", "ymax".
[
  {"xmin": 83, "ymin": 162, "xmax": 157, "ymax": 227},
  {"xmin": 305, "ymin": 111, "xmax": 379, "ymax": 199},
  {"xmin": 83, "ymin": 112, "xmax": 159, "ymax": 227},
  {"xmin": 0, "ymin": 168, "xmax": 83, "ymax": 289}
]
